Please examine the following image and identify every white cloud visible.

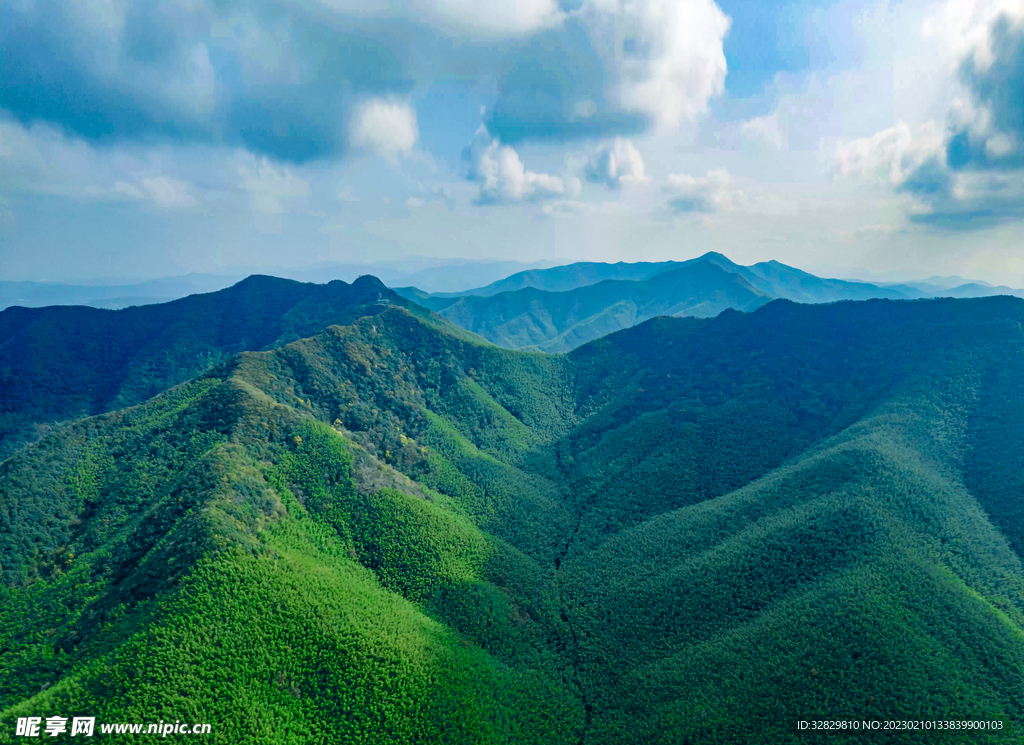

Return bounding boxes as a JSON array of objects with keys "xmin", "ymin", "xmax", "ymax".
[
  {"xmin": 541, "ymin": 199, "xmax": 632, "ymax": 218},
  {"xmin": 0, "ymin": 119, "xmax": 212, "ymax": 211},
  {"xmin": 412, "ymin": 0, "xmax": 564, "ymax": 35},
  {"xmin": 665, "ymin": 168, "xmax": 796, "ymax": 215},
  {"xmin": 140, "ymin": 177, "xmax": 197, "ymax": 209},
  {"xmin": 416, "ymin": 181, "xmax": 457, "ymax": 209},
  {"xmin": 833, "ymin": 121, "xmax": 947, "ymax": 188},
  {"xmin": 923, "ymin": 0, "xmax": 1024, "ymax": 72},
  {"xmin": 349, "ymin": 98, "xmax": 419, "ymax": 159},
  {"xmin": 583, "ymin": 0, "xmax": 731, "ymax": 129},
  {"xmin": 0, "ymin": 119, "xmax": 103, "ymax": 198},
  {"xmin": 114, "ymin": 181, "xmax": 145, "ymax": 200},
  {"xmin": 315, "ymin": 0, "xmax": 564, "ymax": 36},
  {"xmin": 584, "ymin": 138, "xmax": 650, "ymax": 188},
  {"xmin": 238, "ymin": 156, "xmax": 310, "ymax": 214},
  {"xmin": 468, "ymin": 126, "xmax": 580, "ymax": 204},
  {"xmin": 741, "ymin": 114, "xmax": 785, "ymax": 150}
]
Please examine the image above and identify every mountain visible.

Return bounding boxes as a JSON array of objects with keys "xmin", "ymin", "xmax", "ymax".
[
  {"xmin": 3, "ymin": 294, "xmax": 1024, "ymax": 742},
  {"xmin": 429, "ymin": 260, "xmax": 683, "ymax": 297},
  {"xmin": 921, "ymin": 275, "xmax": 995, "ymax": 289},
  {"xmin": 940, "ymin": 283, "xmax": 1024, "ymax": 299},
  {"xmin": 0, "ymin": 261, "xmax": 558, "ymax": 310},
  {"xmin": 738, "ymin": 259, "xmax": 912, "ymax": 302},
  {"xmin": 0, "ymin": 274, "xmax": 243, "ymax": 311},
  {"xmin": 403, "ymin": 260, "xmax": 771, "ymax": 353},
  {"xmin": 396, "ymin": 254, "xmax": 917, "ymax": 352},
  {"xmin": 0, "ymin": 275, "xmax": 458, "ymax": 458},
  {"xmin": 431, "ymin": 252, "xmax": 914, "ymax": 304}
]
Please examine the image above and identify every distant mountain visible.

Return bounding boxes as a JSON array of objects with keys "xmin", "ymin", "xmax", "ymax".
[
  {"xmin": 1, "ymin": 260, "xmax": 559, "ymax": 310},
  {"xmin": 0, "ymin": 274, "xmax": 243, "ymax": 310},
  {"xmin": 4, "ymin": 295, "xmax": 1024, "ymax": 741},
  {"xmin": 437, "ymin": 259, "xmax": 685, "ymax": 297},
  {"xmin": 405, "ymin": 260, "xmax": 771, "ymax": 353},
  {"xmin": 0, "ymin": 275, "xmax": 461, "ymax": 458},
  {"xmin": 396, "ymin": 254, "xmax": 922, "ymax": 352},
  {"xmin": 940, "ymin": 283, "xmax": 1024, "ymax": 299},
  {"xmin": 921, "ymin": 275, "xmax": 995, "ymax": 289},
  {"xmin": 433, "ymin": 252, "xmax": 916, "ymax": 303},
  {"xmin": 737, "ymin": 259, "xmax": 911, "ymax": 302}
]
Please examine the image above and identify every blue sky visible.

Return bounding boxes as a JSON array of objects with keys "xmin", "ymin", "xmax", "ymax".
[{"xmin": 1, "ymin": 0, "xmax": 1023, "ymax": 284}]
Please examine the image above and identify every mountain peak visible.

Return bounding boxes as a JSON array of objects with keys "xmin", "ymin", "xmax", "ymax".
[{"xmin": 352, "ymin": 274, "xmax": 388, "ymax": 291}]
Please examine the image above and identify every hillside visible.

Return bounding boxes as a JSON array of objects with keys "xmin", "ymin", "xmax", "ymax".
[
  {"xmin": 3, "ymin": 296, "xmax": 1024, "ymax": 743},
  {"xmin": 0, "ymin": 275, "xmax": 462, "ymax": 459},
  {"xmin": 417, "ymin": 261, "xmax": 770, "ymax": 353}
]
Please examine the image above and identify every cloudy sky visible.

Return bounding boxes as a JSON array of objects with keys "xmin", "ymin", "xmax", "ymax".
[{"xmin": 1, "ymin": 0, "xmax": 1022, "ymax": 283}]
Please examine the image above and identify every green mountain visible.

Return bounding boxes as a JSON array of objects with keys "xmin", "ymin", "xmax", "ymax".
[
  {"xmin": 409, "ymin": 260, "xmax": 770, "ymax": 353},
  {"xmin": 421, "ymin": 252, "xmax": 913, "ymax": 303},
  {"xmin": 0, "ymin": 275, "xmax": 452, "ymax": 459},
  {"xmin": 421, "ymin": 260, "xmax": 683, "ymax": 297},
  {"xmin": 395, "ymin": 255, "xmax": 912, "ymax": 352},
  {"xmin": 3, "ymin": 294, "xmax": 1024, "ymax": 743}
]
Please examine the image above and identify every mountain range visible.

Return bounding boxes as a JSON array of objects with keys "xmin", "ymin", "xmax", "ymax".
[
  {"xmin": 395, "ymin": 252, "xmax": 1024, "ymax": 352},
  {"xmin": 0, "ymin": 275, "xmax": 464, "ymax": 458},
  {"xmin": 0, "ymin": 260, "xmax": 556, "ymax": 310},
  {"xmin": 2, "ymin": 290, "xmax": 1024, "ymax": 742}
]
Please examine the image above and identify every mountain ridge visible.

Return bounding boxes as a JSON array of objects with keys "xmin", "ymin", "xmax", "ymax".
[{"xmin": 0, "ymin": 273, "xmax": 474, "ymax": 459}]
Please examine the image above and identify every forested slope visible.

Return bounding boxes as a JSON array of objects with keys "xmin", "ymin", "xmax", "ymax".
[
  {"xmin": 394, "ymin": 254, "xmax": 916, "ymax": 353},
  {"xmin": 0, "ymin": 275, "xmax": 458, "ymax": 458},
  {"xmin": 423, "ymin": 260, "xmax": 769, "ymax": 352},
  {"xmin": 3, "ymin": 296, "xmax": 1024, "ymax": 743}
]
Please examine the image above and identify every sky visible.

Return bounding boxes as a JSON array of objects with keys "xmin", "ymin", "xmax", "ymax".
[{"xmin": 1, "ymin": 0, "xmax": 1023, "ymax": 284}]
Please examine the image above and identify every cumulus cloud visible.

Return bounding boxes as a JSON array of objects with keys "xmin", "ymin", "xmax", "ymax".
[
  {"xmin": 1, "ymin": 0, "xmax": 732, "ymax": 164},
  {"xmin": 540, "ymin": 199, "xmax": 631, "ymax": 218},
  {"xmin": 238, "ymin": 156, "xmax": 310, "ymax": 214},
  {"xmin": 665, "ymin": 168, "xmax": 795, "ymax": 215},
  {"xmin": 586, "ymin": 0, "xmax": 731, "ymax": 130},
  {"xmin": 0, "ymin": 117, "xmax": 200, "ymax": 209},
  {"xmin": 403, "ymin": 0, "xmax": 564, "ymax": 36},
  {"xmin": 947, "ymin": 14, "xmax": 1024, "ymax": 170},
  {"xmin": 584, "ymin": 138, "xmax": 650, "ymax": 188},
  {"xmin": 140, "ymin": 177, "xmax": 197, "ymax": 209},
  {"xmin": 665, "ymin": 169, "xmax": 738, "ymax": 213},
  {"xmin": 0, "ymin": 118, "xmax": 106, "ymax": 198},
  {"xmin": 834, "ymin": 2, "xmax": 1024, "ymax": 228},
  {"xmin": 834, "ymin": 122, "xmax": 948, "ymax": 188},
  {"xmin": 487, "ymin": 0, "xmax": 730, "ymax": 142},
  {"xmin": 308, "ymin": 0, "xmax": 564, "ymax": 36},
  {"xmin": 416, "ymin": 181, "xmax": 457, "ymax": 210},
  {"xmin": 923, "ymin": 0, "xmax": 1024, "ymax": 72},
  {"xmin": 348, "ymin": 99, "xmax": 419, "ymax": 160},
  {"xmin": 741, "ymin": 114, "xmax": 785, "ymax": 150},
  {"xmin": 466, "ymin": 126, "xmax": 581, "ymax": 204},
  {"xmin": 114, "ymin": 181, "xmax": 146, "ymax": 200}
]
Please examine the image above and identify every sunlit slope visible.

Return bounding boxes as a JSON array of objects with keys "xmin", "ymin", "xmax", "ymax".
[{"xmin": 0, "ymin": 361, "xmax": 580, "ymax": 743}]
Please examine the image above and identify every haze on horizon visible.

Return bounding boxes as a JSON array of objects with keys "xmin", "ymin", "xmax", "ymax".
[{"xmin": 1, "ymin": 0, "xmax": 1023, "ymax": 286}]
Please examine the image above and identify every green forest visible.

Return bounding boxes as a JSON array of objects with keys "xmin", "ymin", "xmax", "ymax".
[{"xmin": 3, "ymin": 288, "xmax": 1024, "ymax": 743}]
